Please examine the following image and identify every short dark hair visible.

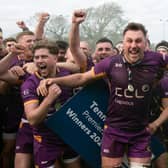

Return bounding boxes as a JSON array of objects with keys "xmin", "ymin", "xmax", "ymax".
[
  {"xmin": 55, "ymin": 40, "xmax": 68, "ymax": 51},
  {"xmin": 96, "ymin": 37, "xmax": 113, "ymax": 47},
  {"xmin": 16, "ymin": 31, "xmax": 34, "ymax": 42},
  {"xmin": 155, "ymin": 40, "xmax": 168, "ymax": 51},
  {"xmin": 123, "ymin": 22, "xmax": 147, "ymax": 37},
  {"xmin": 3, "ymin": 37, "xmax": 16, "ymax": 46},
  {"xmin": 32, "ymin": 39, "xmax": 59, "ymax": 55}
]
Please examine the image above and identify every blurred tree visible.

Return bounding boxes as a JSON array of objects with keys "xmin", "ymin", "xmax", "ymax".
[
  {"xmin": 45, "ymin": 15, "xmax": 69, "ymax": 41},
  {"xmin": 26, "ymin": 2, "xmax": 127, "ymax": 48},
  {"xmin": 80, "ymin": 2, "xmax": 127, "ymax": 49},
  {"xmin": 26, "ymin": 13, "xmax": 69, "ymax": 41}
]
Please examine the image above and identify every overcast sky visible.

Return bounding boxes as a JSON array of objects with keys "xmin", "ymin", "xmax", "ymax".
[{"xmin": 0, "ymin": 0, "xmax": 168, "ymax": 43}]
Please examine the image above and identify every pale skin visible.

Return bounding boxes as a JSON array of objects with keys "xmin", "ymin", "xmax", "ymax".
[
  {"xmin": 5, "ymin": 40, "xmax": 17, "ymax": 53},
  {"xmin": 94, "ymin": 42, "xmax": 114, "ymax": 62},
  {"xmin": 69, "ymin": 9, "xmax": 88, "ymax": 70},
  {"xmin": 16, "ymin": 21, "xmax": 29, "ymax": 31},
  {"xmin": 25, "ymin": 83, "xmax": 62, "ymax": 126},
  {"xmin": 156, "ymin": 48, "xmax": 168, "ymax": 56},
  {"xmin": 56, "ymin": 62, "xmax": 80, "ymax": 73},
  {"xmin": 80, "ymin": 41, "xmax": 91, "ymax": 57},
  {"xmin": 37, "ymin": 28, "xmax": 155, "ymax": 167},
  {"xmin": 0, "ymin": 44, "xmax": 26, "ymax": 84},
  {"xmin": 35, "ymin": 12, "xmax": 50, "ymax": 40},
  {"xmin": 123, "ymin": 30, "xmax": 146, "ymax": 64},
  {"xmin": 17, "ymin": 33, "xmax": 35, "ymax": 62}
]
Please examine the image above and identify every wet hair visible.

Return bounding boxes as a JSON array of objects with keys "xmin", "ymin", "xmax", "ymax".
[
  {"xmin": 16, "ymin": 31, "xmax": 34, "ymax": 42},
  {"xmin": 32, "ymin": 39, "xmax": 59, "ymax": 55},
  {"xmin": 155, "ymin": 40, "xmax": 168, "ymax": 51},
  {"xmin": 123, "ymin": 22, "xmax": 147, "ymax": 37},
  {"xmin": 3, "ymin": 37, "xmax": 16, "ymax": 46},
  {"xmin": 55, "ymin": 40, "xmax": 69, "ymax": 51},
  {"xmin": 96, "ymin": 37, "xmax": 114, "ymax": 47}
]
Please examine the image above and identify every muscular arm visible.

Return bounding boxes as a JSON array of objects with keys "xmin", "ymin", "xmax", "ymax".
[
  {"xmin": 35, "ymin": 13, "xmax": 49, "ymax": 40},
  {"xmin": 25, "ymin": 84, "xmax": 61, "ymax": 126},
  {"xmin": 37, "ymin": 69, "xmax": 97, "ymax": 96},
  {"xmin": 69, "ymin": 10, "xmax": 87, "ymax": 69},
  {"xmin": 0, "ymin": 45, "xmax": 25, "ymax": 83},
  {"xmin": 16, "ymin": 21, "xmax": 29, "ymax": 31},
  {"xmin": 0, "ymin": 52, "xmax": 19, "ymax": 83},
  {"xmin": 0, "ymin": 52, "xmax": 14, "ymax": 74},
  {"xmin": 50, "ymin": 69, "xmax": 94, "ymax": 87},
  {"xmin": 25, "ymin": 98, "xmax": 52, "ymax": 126},
  {"xmin": 0, "ymin": 70, "xmax": 20, "ymax": 84},
  {"xmin": 56, "ymin": 62, "xmax": 80, "ymax": 73}
]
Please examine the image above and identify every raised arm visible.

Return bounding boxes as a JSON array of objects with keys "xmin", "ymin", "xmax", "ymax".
[
  {"xmin": 16, "ymin": 21, "xmax": 29, "ymax": 31},
  {"xmin": 0, "ymin": 44, "xmax": 25, "ymax": 73},
  {"xmin": 69, "ymin": 9, "xmax": 87, "ymax": 69},
  {"xmin": 0, "ymin": 44, "xmax": 25, "ymax": 83},
  {"xmin": 34, "ymin": 12, "xmax": 50, "ymax": 40}
]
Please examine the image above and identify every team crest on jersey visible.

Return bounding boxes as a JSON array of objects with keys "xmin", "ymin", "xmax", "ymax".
[
  {"xmin": 115, "ymin": 63, "xmax": 122, "ymax": 68},
  {"xmin": 142, "ymin": 84, "xmax": 150, "ymax": 92},
  {"xmin": 23, "ymin": 89, "xmax": 30, "ymax": 96}
]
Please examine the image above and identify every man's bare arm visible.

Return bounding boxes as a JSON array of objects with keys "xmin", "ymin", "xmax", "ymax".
[
  {"xmin": 25, "ymin": 84, "xmax": 61, "ymax": 126},
  {"xmin": 56, "ymin": 62, "xmax": 80, "ymax": 73},
  {"xmin": 37, "ymin": 69, "xmax": 95, "ymax": 96},
  {"xmin": 0, "ymin": 44, "xmax": 25, "ymax": 83},
  {"xmin": 35, "ymin": 12, "xmax": 50, "ymax": 40},
  {"xmin": 69, "ymin": 10, "xmax": 87, "ymax": 68}
]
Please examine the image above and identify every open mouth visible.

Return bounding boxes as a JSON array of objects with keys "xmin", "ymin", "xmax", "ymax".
[
  {"xmin": 130, "ymin": 48, "xmax": 140, "ymax": 54},
  {"xmin": 100, "ymin": 55, "xmax": 107, "ymax": 60},
  {"xmin": 38, "ymin": 64, "xmax": 48, "ymax": 78},
  {"xmin": 38, "ymin": 64, "xmax": 47, "ymax": 70}
]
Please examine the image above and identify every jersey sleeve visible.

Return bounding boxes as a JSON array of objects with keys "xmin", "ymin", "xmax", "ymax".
[
  {"xmin": 21, "ymin": 77, "xmax": 39, "ymax": 105},
  {"xmin": 93, "ymin": 56, "xmax": 113, "ymax": 78}
]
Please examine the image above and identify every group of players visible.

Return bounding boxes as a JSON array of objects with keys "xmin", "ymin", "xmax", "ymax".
[{"xmin": 0, "ymin": 9, "xmax": 168, "ymax": 168}]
